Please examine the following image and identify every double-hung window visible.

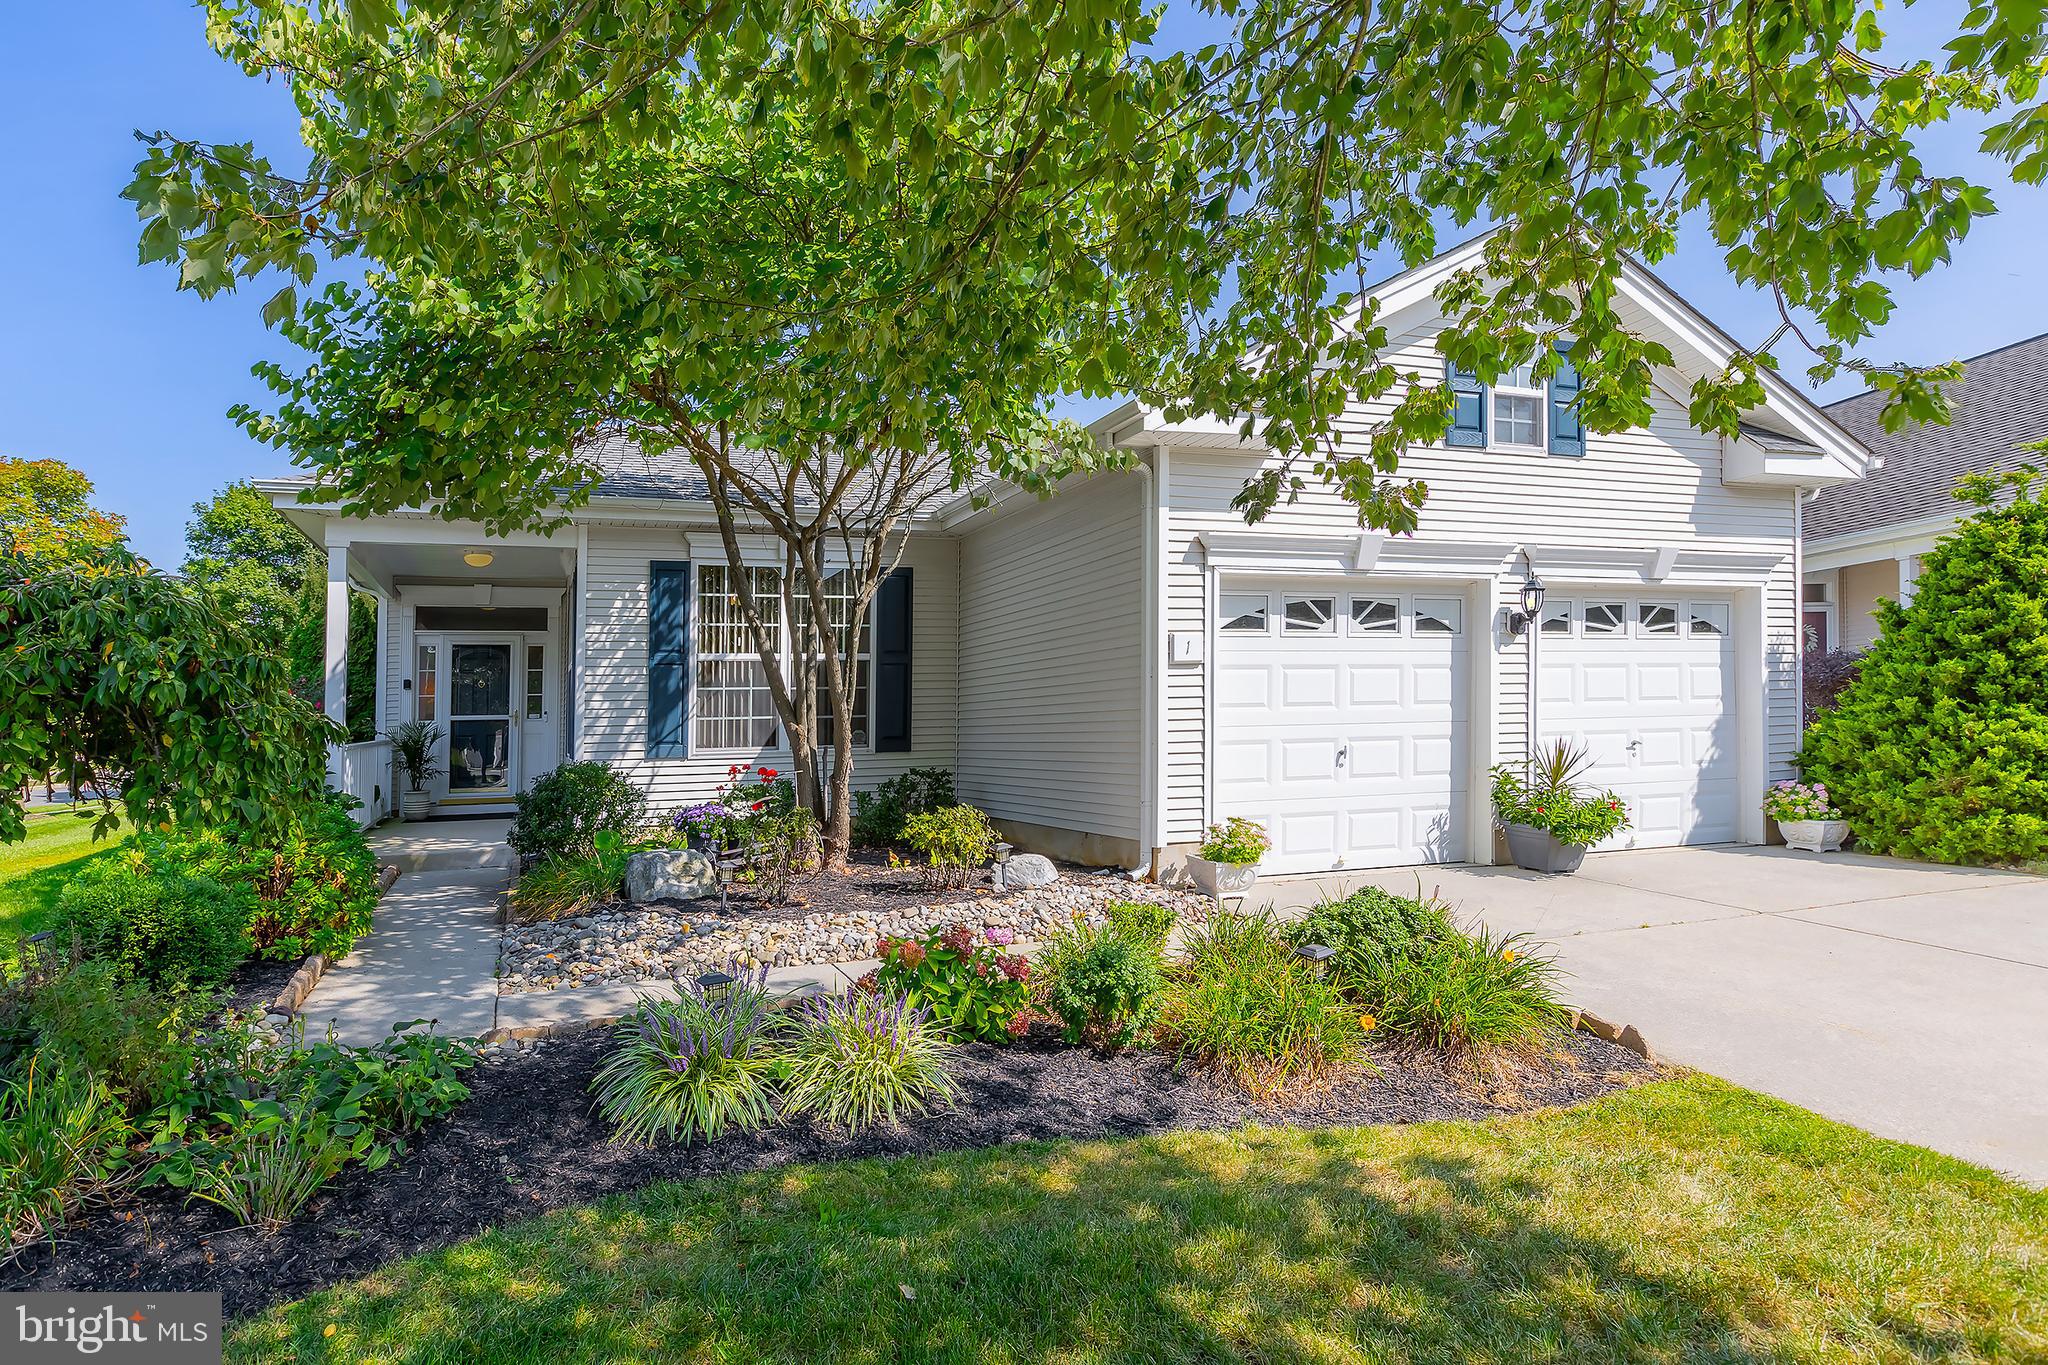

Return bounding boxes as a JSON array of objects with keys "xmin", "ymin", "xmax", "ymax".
[
  {"xmin": 693, "ymin": 565, "xmax": 873, "ymax": 751},
  {"xmin": 1491, "ymin": 362, "xmax": 1546, "ymax": 449}
]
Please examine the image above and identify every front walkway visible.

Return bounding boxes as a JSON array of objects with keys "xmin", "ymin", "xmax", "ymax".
[{"xmin": 1253, "ymin": 846, "xmax": 2048, "ymax": 1185}]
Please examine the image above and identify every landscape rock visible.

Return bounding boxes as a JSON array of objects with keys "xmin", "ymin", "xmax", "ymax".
[
  {"xmin": 623, "ymin": 848, "xmax": 718, "ymax": 904},
  {"xmin": 1001, "ymin": 853, "xmax": 1059, "ymax": 888}
]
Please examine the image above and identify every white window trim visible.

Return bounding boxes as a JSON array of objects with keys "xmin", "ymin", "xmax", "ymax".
[
  {"xmin": 1281, "ymin": 593, "xmax": 1337, "ymax": 635},
  {"xmin": 1346, "ymin": 593, "xmax": 1404, "ymax": 635},
  {"xmin": 1489, "ymin": 365, "xmax": 1547, "ymax": 452},
  {"xmin": 690, "ymin": 564, "xmax": 875, "ymax": 758},
  {"xmin": 1638, "ymin": 600, "xmax": 1681, "ymax": 637},
  {"xmin": 1538, "ymin": 598, "xmax": 1576, "ymax": 636},
  {"xmin": 1220, "ymin": 593, "xmax": 1272, "ymax": 635}
]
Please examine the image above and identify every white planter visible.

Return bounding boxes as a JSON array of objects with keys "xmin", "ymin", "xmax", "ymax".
[
  {"xmin": 1777, "ymin": 818, "xmax": 1848, "ymax": 853},
  {"xmin": 400, "ymin": 788, "xmax": 436, "ymax": 821},
  {"xmin": 1186, "ymin": 855, "xmax": 1259, "ymax": 900}
]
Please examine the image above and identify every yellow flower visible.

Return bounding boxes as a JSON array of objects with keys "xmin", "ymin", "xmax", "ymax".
[
  {"xmin": 324, "ymin": 1324, "xmax": 337, "ymax": 1339},
  {"xmin": 1358, "ymin": 1014, "xmax": 1376, "ymax": 1031},
  {"xmin": 1502, "ymin": 949, "xmax": 1517, "ymax": 962}
]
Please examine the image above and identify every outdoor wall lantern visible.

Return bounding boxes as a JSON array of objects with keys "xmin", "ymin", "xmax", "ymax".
[{"xmin": 1507, "ymin": 561, "xmax": 1547, "ymax": 637}]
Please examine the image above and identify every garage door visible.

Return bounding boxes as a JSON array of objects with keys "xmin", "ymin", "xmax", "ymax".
[
  {"xmin": 1216, "ymin": 585, "xmax": 1469, "ymax": 874},
  {"xmin": 1536, "ymin": 595, "xmax": 1738, "ymax": 849}
]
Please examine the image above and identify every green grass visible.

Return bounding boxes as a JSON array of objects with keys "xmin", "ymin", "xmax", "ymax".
[
  {"xmin": 0, "ymin": 808, "xmax": 128, "ymax": 948},
  {"xmin": 229, "ymin": 1075, "xmax": 2047, "ymax": 1363}
]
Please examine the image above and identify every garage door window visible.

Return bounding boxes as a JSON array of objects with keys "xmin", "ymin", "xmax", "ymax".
[
  {"xmin": 1349, "ymin": 597, "xmax": 1400, "ymax": 633},
  {"xmin": 1221, "ymin": 595, "xmax": 1269, "ymax": 634},
  {"xmin": 1584, "ymin": 602, "xmax": 1626, "ymax": 635},
  {"xmin": 1283, "ymin": 596, "xmax": 1336, "ymax": 634},
  {"xmin": 1688, "ymin": 603, "xmax": 1729, "ymax": 636},
  {"xmin": 1639, "ymin": 602, "xmax": 1678, "ymax": 635},
  {"xmin": 1539, "ymin": 600, "xmax": 1574, "ymax": 635},
  {"xmin": 1414, "ymin": 598, "xmax": 1462, "ymax": 635}
]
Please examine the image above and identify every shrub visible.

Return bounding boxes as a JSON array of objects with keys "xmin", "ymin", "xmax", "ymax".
[
  {"xmin": 1800, "ymin": 470, "xmax": 2048, "ymax": 865},
  {"xmin": 1161, "ymin": 910, "xmax": 1365, "ymax": 1100},
  {"xmin": 1802, "ymin": 647, "xmax": 1864, "ymax": 726},
  {"xmin": 1103, "ymin": 899, "xmax": 1177, "ymax": 945},
  {"xmin": 1039, "ymin": 923, "xmax": 1167, "ymax": 1054},
  {"xmin": 54, "ymin": 860, "xmax": 251, "ymax": 992},
  {"xmin": 780, "ymin": 990, "xmax": 956, "ymax": 1130},
  {"xmin": 509, "ymin": 832, "xmax": 631, "ymax": 921},
  {"xmin": 1490, "ymin": 740, "xmax": 1630, "ymax": 847},
  {"xmin": 510, "ymin": 761, "xmax": 649, "ymax": 862},
  {"xmin": 901, "ymin": 805, "xmax": 997, "ymax": 889},
  {"xmin": 590, "ymin": 966, "xmax": 780, "ymax": 1145},
  {"xmin": 0, "ymin": 1058, "xmax": 133, "ymax": 1255},
  {"xmin": 851, "ymin": 767, "xmax": 957, "ymax": 847},
  {"xmin": 1284, "ymin": 886, "xmax": 1453, "ymax": 997},
  {"xmin": 1372, "ymin": 927, "xmax": 1568, "ymax": 1059},
  {"xmin": 745, "ymin": 806, "xmax": 820, "ymax": 905},
  {"xmin": 18, "ymin": 955, "xmax": 197, "ymax": 1114},
  {"xmin": 874, "ymin": 925, "xmax": 1033, "ymax": 1043},
  {"xmin": 1198, "ymin": 816, "xmax": 1270, "ymax": 866},
  {"xmin": 148, "ymin": 793, "xmax": 380, "ymax": 961}
]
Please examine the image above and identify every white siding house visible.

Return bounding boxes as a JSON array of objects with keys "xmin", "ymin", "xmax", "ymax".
[{"xmin": 269, "ymin": 235, "xmax": 1867, "ymax": 873}]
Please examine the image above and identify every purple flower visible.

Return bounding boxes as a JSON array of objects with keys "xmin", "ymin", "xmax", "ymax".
[{"xmin": 984, "ymin": 926, "xmax": 1015, "ymax": 946}]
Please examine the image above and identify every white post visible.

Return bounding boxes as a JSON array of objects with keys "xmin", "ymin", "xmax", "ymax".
[
  {"xmin": 1896, "ymin": 553, "xmax": 1919, "ymax": 607},
  {"xmin": 325, "ymin": 545, "xmax": 350, "ymax": 736}
]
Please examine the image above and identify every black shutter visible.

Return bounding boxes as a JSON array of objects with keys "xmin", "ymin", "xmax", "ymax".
[
  {"xmin": 873, "ymin": 567, "xmax": 913, "ymax": 753},
  {"xmin": 647, "ymin": 560, "xmax": 690, "ymax": 758},
  {"xmin": 1446, "ymin": 361, "xmax": 1487, "ymax": 447},
  {"xmin": 1548, "ymin": 343, "xmax": 1585, "ymax": 457}
]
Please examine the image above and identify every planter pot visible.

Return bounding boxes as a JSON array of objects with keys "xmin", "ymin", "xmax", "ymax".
[
  {"xmin": 399, "ymin": 788, "xmax": 435, "ymax": 821},
  {"xmin": 1503, "ymin": 822, "xmax": 1589, "ymax": 875},
  {"xmin": 1186, "ymin": 855, "xmax": 1259, "ymax": 900},
  {"xmin": 1777, "ymin": 818, "xmax": 1848, "ymax": 853}
]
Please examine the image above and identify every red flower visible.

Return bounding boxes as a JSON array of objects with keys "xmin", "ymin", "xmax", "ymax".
[
  {"xmin": 751, "ymin": 801, "xmax": 763, "ymax": 812},
  {"xmin": 1005, "ymin": 1012, "xmax": 1031, "ymax": 1039},
  {"xmin": 760, "ymin": 768, "xmax": 779, "ymax": 779},
  {"xmin": 727, "ymin": 764, "xmax": 741, "ymax": 775}
]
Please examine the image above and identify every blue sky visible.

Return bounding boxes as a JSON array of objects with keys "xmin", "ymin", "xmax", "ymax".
[{"xmin": 4, "ymin": 2, "xmax": 2044, "ymax": 567}]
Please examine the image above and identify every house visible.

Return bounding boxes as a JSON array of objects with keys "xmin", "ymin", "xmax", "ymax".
[
  {"xmin": 263, "ymin": 235, "xmax": 1868, "ymax": 875},
  {"xmin": 1802, "ymin": 333, "xmax": 2048, "ymax": 652}
]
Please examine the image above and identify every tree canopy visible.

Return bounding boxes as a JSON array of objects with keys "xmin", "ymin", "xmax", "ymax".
[
  {"xmin": 126, "ymin": 0, "xmax": 2048, "ymax": 530},
  {"xmin": 0, "ymin": 456, "xmax": 126, "ymax": 562}
]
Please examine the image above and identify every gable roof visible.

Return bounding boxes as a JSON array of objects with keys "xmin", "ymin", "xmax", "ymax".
[{"xmin": 1806, "ymin": 332, "xmax": 2048, "ymax": 542}]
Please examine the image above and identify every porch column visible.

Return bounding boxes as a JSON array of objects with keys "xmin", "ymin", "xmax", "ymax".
[
  {"xmin": 1896, "ymin": 553, "xmax": 1919, "ymax": 608},
  {"xmin": 325, "ymin": 544, "xmax": 350, "ymax": 735}
]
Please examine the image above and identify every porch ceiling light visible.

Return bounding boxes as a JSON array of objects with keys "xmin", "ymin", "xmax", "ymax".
[{"xmin": 463, "ymin": 548, "xmax": 495, "ymax": 568}]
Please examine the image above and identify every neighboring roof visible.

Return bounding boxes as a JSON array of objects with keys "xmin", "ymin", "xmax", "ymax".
[{"xmin": 1807, "ymin": 332, "xmax": 2048, "ymax": 542}]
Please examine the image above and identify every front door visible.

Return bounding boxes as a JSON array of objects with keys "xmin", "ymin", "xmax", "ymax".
[{"xmin": 444, "ymin": 639, "xmax": 518, "ymax": 801}]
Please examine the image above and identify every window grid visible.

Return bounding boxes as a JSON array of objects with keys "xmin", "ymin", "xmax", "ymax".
[
  {"xmin": 525, "ymin": 644, "xmax": 545, "ymax": 719},
  {"xmin": 1639, "ymin": 602, "xmax": 1679, "ymax": 635},
  {"xmin": 802, "ymin": 570, "xmax": 871, "ymax": 749},
  {"xmin": 1492, "ymin": 362, "xmax": 1546, "ymax": 448},
  {"xmin": 1283, "ymin": 596, "xmax": 1335, "ymax": 634},
  {"xmin": 694, "ymin": 565, "xmax": 783, "ymax": 751},
  {"xmin": 415, "ymin": 643, "xmax": 438, "ymax": 723},
  {"xmin": 1584, "ymin": 602, "xmax": 1627, "ymax": 635},
  {"xmin": 1349, "ymin": 597, "xmax": 1400, "ymax": 633}
]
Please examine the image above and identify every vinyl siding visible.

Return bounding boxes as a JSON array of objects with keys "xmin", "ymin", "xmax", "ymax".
[
  {"xmin": 956, "ymin": 474, "xmax": 1145, "ymax": 842},
  {"xmin": 1836, "ymin": 558, "xmax": 1900, "ymax": 652},
  {"xmin": 576, "ymin": 523, "xmax": 960, "ymax": 810},
  {"xmin": 1161, "ymin": 321, "xmax": 1804, "ymax": 844}
]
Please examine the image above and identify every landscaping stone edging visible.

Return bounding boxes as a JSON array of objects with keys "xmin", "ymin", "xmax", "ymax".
[
  {"xmin": 265, "ymin": 863, "xmax": 399, "ymax": 1017},
  {"xmin": 1573, "ymin": 1008, "xmax": 1655, "ymax": 1062}
]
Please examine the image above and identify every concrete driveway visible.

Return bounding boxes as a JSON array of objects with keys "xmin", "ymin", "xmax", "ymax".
[{"xmin": 1254, "ymin": 847, "xmax": 2048, "ymax": 1185}]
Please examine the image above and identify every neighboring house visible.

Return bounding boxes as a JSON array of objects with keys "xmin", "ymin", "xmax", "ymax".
[
  {"xmin": 1803, "ymin": 333, "xmax": 2048, "ymax": 652},
  {"xmin": 264, "ymin": 234, "xmax": 1867, "ymax": 874}
]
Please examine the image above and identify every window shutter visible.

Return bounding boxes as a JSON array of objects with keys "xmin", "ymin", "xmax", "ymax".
[
  {"xmin": 647, "ymin": 560, "xmax": 690, "ymax": 758},
  {"xmin": 1548, "ymin": 344, "xmax": 1585, "ymax": 457},
  {"xmin": 873, "ymin": 567, "xmax": 913, "ymax": 753},
  {"xmin": 1446, "ymin": 362, "xmax": 1487, "ymax": 447}
]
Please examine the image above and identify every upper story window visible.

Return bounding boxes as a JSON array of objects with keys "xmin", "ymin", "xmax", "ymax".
[{"xmin": 1491, "ymin": 362, "xmax": 1545, "ymax": 449}]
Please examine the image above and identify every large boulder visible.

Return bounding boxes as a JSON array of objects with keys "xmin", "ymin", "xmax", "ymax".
[
  {"xmin": 1002, "ymin": 853, "xmax": 1059, "ymax": 888},
  {"xmin": 624, "ymin": 848, "xmax": 717, "ymax": 904}
]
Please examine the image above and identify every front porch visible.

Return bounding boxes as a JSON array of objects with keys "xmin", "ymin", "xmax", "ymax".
[{"xmin": 317, "ymin": 525, "xmax": 574, "ymax": 824}]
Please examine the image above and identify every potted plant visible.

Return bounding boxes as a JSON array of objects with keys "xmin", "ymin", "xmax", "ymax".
[
  {"xmin": 670, "ymin": 802, "xmax": 729, "ymax": 853},
  {"xmin": 1186, "ymin": 816, "xmax": 1269, "ymax": 899},
  {"xmin": 1763, "ymin": 779, "xmax": 1849, "ymax": 852},
  {"xmin": 388, "ymin": 720, "xmax": 443, "ymax": 821},
  {"xmin": 1491, "ymin": 740, "xmax": 1631, "ymax": 874}
]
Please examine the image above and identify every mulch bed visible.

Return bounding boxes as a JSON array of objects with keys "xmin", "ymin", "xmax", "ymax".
[
  {"xmin": 4, "ymin": 1027, "xmax": 1658, "ymax": 1318},
  {"xmin": 219, "ymin": 956, "xmax": 302, "ymax": 1017}
]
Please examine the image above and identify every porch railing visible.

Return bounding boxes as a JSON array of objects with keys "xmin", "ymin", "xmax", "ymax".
[{"xmin": 331, "ymin": 737, "xmax": 395, "ymax": 828}]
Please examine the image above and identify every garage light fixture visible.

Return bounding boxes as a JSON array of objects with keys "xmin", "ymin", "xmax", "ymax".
[
  {"xmin": 1508, "ymin": 561, "xmax": 1546, "ymax": 636},
  {"xmin": 463, "ymin": 548, "xmax": 495, "ymax": 568}
]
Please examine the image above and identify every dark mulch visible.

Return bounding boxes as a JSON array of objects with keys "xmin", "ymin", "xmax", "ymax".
[
  {"xmin": 4, "ymin": 1027, "xmax": 1658, "ymax": 1319},
  {"xmin": 218, "ymin": 956, "xmax": 301, "ymax": 1016}
]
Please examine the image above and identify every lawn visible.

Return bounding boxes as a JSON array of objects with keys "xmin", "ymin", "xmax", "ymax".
[
  {"xmin": 0, "ymin": 806, "xmax": 127, "ymax": 947},
  {"xmin": 230, "ymin": 1075, "xmax": 2046, "ymax": 1364}
]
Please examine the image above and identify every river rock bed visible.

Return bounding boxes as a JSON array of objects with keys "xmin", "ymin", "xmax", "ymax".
[{"xmin": 499, "ymin": 874, "xmax": 1211, "ymax": 993}]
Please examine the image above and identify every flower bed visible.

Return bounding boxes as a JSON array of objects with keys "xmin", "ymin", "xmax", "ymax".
[{"xmin": 499, "ymin": 868, "xmax": 1206, "ymax": 994}]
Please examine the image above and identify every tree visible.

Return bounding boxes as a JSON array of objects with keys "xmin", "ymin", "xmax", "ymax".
[
  {"xmin": 1799, "ymin": 469, "xmax": 2048, "ymax": 866},
  {"xmin": 0, "ymin": 456, "xmax": 125, "ymax": 562},
  {"xmin": 214, "ymin": 84, "xmax": 1161, "ymax": 864},
  {"xmin": 0, "ymin": 544, "xmax": 341, "ymax": 843},
  {"xmin": 182, "ymin": 482, "xmax": 376, "ymax": 740},
  {"xmin": 125, "ymin": 1, "xmax": 2048, "ymax": 532}
]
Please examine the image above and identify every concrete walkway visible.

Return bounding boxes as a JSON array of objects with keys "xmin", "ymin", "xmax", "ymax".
[
  {"xmin": 303, "ymin": 819, "xmax": 513, "ymax": 1045},
  {"xmin": 1254, "ymin": 847, "xmax": 2048, "ymax": 1185}
]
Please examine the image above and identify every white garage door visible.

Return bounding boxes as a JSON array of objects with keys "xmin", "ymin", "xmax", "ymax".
[
  {"xmin": 1216, "ymin": 585, "xmax": 1469, "ymax": 874},
  {"xmin": 1536, "ymin": 595, "xmax": 1738, "ymax": 849}
]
